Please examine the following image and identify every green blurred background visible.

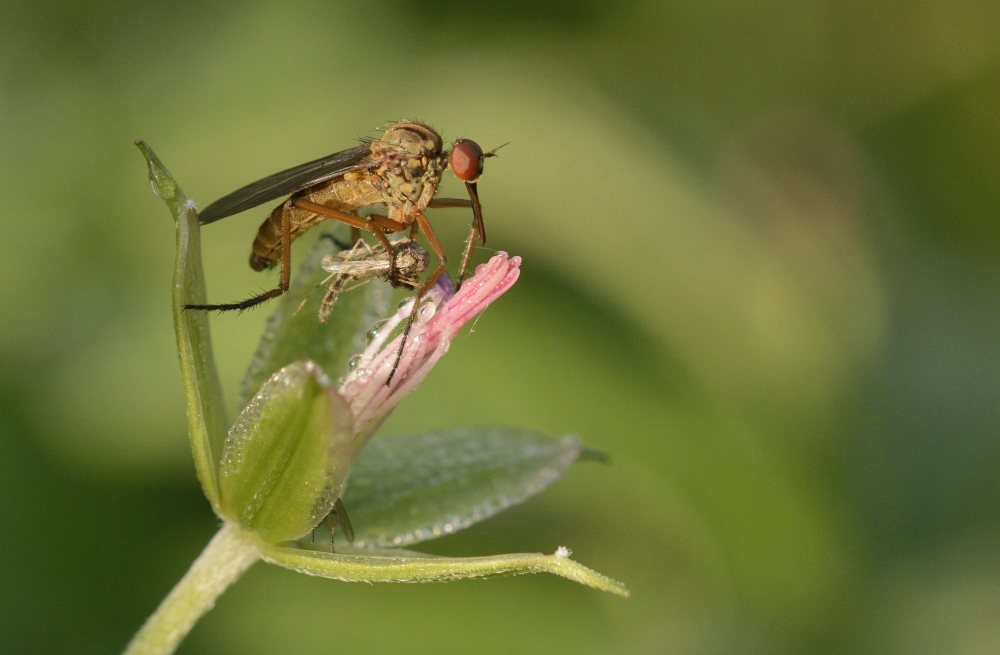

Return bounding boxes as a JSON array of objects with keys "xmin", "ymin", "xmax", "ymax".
[{"xmin": 3, "ymin": 0, "xmax": 1000, "ymax": 652}]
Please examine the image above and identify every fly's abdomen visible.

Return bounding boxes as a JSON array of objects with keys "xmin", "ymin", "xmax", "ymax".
[
  {"xmin": 248, "ymin": 177, "xmax": 382, "ymax": 271},
  {"xmin": 249, "ymin": 201, "xmax": 326, "ymax": 270}
]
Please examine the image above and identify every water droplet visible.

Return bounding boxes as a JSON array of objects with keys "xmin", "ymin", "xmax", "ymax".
[
  {"xmin": 366, "ymin": 318, "xmax": 389, "ymax": 345},
  {"xmin": 348, "ymin": 354, "xmax": 363, "ymax": 371}
]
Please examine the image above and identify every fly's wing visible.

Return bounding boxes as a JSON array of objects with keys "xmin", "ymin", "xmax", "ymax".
[{"xmin": 199, "ymin": 143, "xmax": 374, "ymax": 224}]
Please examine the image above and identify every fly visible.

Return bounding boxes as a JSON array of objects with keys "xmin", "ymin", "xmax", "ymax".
[{"xmin": 187, "ymin": 120, "xmax": 501, "ymax": 313}]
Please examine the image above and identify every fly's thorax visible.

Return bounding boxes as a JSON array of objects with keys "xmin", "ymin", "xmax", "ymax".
[{"xmin": 370, "ymin": 121, "xmax": 448, "ymax": 223}]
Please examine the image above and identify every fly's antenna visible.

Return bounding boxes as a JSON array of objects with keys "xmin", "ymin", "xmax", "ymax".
[{"xmin": 484, "ymin": 142, "xmax": 510, "ymax": 157}]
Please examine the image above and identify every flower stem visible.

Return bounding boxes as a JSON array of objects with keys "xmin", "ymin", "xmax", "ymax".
[{"xmin": 123, "ymin": 523, "xmax": 260, "ymax": 655}]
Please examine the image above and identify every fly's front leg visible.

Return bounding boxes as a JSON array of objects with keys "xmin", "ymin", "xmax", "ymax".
[
  {"xmin": 427, "ymin": 196, "xmax": 482, "ymax": 286},
  {"xmin": 185, "ymin": 201, "xmax": 294, "ymax": 311},
  {"xmin": 426, "ymin": 198, "xmax": 473, "ymax": 209},
  {"xmin": 386, "ymin": 214, "xmax": 448, "ymax": 385},
  {"xmin": 457, "ymin": 221, "xmax": 479, "ymax": 286},
  {"xmin": 459, "ymin": 182, "xmax": 486, "ymax": 286}
]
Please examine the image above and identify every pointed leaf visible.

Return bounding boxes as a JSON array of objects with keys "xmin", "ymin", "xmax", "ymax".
[
  {"xmin": 238, "ymin": 227, "xmax": 393, "ymax": 411},
  {"xmin": 219, "ymin": 361, "xmax": 354, "ymax": 544},
  {"xmin": 258, "ymin": 543, "xmax": 629, "ymax": 596},
  {"xmin": 341, "ymin": 428, "xmax": 582, "ymax": 548},
  {"xmin": 136, "ymin": 141, "xmax": 226, "ymax": 510}
]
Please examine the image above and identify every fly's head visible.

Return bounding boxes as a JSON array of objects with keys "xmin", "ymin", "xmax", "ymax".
[
  {"xmin": 393, "ymin": 239, "xmax": 431, "ymax": 278},
  {"xmin": 447, "ymin": 138, "xmax": 506, "ymax": 248},
  {"xmin": 449, "ymin": 139, "xmax": 506, "ymax": 183},
  {"xmin": 371, "ymin": 121, "xmax": 449, "ymax": 223}
]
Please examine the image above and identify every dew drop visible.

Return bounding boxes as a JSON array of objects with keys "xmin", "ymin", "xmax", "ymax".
[
  {"xmin": 348, "ymin": 354, "xmax": 363, "ymax": 371},
  {"xmin": 366, "ymin": 318, "xmax": 389, "ymax": 345}
]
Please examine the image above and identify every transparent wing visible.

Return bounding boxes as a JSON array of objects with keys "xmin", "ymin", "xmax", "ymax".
[
  {"xmin": 321, "ymin": 258, "xmax": 392, "ymax": 277},
  {"xmin": 199, "ymin": 143, "xmax": 373, "ymax": 224}
]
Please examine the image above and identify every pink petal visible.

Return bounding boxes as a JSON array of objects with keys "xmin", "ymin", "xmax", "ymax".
[{"xmin": 337, "ymin": 252, "xmax": 521, "ymax": 448}]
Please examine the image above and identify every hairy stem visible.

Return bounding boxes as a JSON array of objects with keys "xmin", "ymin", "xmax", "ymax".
[{"xmin": 123, "ymin": 523, "xmax": 260, "ymax": 655}]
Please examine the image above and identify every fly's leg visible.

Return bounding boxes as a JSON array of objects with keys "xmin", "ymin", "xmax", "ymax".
[
  {"xmin": 185, "ymin": 201, "xmax": 295, "ymax": 311},
  {"xmin": 458, "ymin": 182, "xmax": 486, "ymax": 286},
  {"xmin": 427, "ymin": 195, "xmax": 482, "ymax": 287},
  {"xmin": 386, "ymin": 214, "xmax": 447, "ymax": 385},
  {"xmin": 414, "ymin": 213, "xmax": 449, "ymax": 299},
  {"xmin": 291, "ymin": 199, "xmax": 407, "ymax": 278},
  {"xmin": 457, "ymin": 221, "xmax": 479, "ymax": 286},
  {"xmin": 426, "ymin": 198, "xmax": 473, "ymax": 209}
]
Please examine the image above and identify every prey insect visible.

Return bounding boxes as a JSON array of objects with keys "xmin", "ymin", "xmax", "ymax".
[
  {"xmin": 313, "ymin": 237, "xmax": 430, "ymax": 323},
  {"xmin": 312, "ymin": 497, "xmax": 354, "ymax": 553},
  {"xmin": 187, "ymin": 120, "xmax": 501, "ymax": 314}
]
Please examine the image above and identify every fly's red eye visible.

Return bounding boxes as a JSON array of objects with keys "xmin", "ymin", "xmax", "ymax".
[{"xmin": 450, "ymin": 139, "xmax": 484, "ymax": 181}]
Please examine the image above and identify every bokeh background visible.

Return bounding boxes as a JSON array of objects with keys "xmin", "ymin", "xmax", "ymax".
[{"xmin": 3, "ymin": 1, "xmax": 1000, "ymax": 653}]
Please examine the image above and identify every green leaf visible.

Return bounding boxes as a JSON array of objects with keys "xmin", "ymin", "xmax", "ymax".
[
  {"xmin": 340, "ymin": 428, "xmax": 583, "ymax": 548},
  {"xmin": 136, "ymin": 141, "xmax": 227, "ymax": 510},
  {"xmin": 258, "ymin": 543, "xmax": 629, "ymax": 596},
  {"xmin": 238, "ymin": 227, "xmax": 392, "ymax": 411},
  {"xmin": 218, "ymin": 361, "xmax": 354, "ymax": 544}
]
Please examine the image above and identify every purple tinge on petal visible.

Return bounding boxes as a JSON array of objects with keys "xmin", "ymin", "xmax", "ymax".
[
  {"xmin": 338, "ymin": 252, "xmax": 520, "ymax": 447},
  {"xmin": 430, "ymin": 272, "xmax": 456, "ymax": 304}
]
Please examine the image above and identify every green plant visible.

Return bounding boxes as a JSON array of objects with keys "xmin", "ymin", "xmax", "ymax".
[{"xmin": 125, "ymin": 142, "xmax": 627, "ymax": 655}]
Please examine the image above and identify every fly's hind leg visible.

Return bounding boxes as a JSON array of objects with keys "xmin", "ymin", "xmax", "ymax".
[{"xmin": 185, "ymin": 200, "xmax": 295, "ymax": 312}]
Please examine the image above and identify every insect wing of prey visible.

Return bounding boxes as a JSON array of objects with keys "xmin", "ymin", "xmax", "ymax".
[
  {"xmin": 321, "ymin": 257, "xmax": 392, "ymax": 278},
  {"xmin": 320, "ymin": 239, "xmax": 429, "ymax": 282}
]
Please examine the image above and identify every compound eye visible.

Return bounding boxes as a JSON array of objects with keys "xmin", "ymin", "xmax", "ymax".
[{"xmin": 450, "ymin": 139, "xmax": 485, "ymax": 181}]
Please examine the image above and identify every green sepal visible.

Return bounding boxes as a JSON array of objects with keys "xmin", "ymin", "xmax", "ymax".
[
  {"xmin": 218, "ymin": 360, "xmax": 355, "ymax": 544},
  {"xmin": 136, "ymin": 141, "xmax": 226, "ymax": 511},
  {"xmin": 339, "ymin": 428, "xmax": 583, "ymax": 549}
]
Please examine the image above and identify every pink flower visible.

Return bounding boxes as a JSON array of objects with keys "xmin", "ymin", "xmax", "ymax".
[{"xmin": 338, "ymin": 252, "xmax": 521, "ymax": 452}]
